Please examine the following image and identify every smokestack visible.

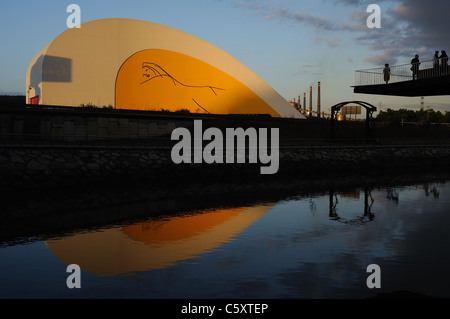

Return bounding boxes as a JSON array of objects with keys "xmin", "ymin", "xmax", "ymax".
[
  {"xmin": 309, "ymin": 86, "xmax": 313, "ymax": 117},
  {"xmin": 303, "ymin": 93, "xmax": 306, "ymax": 115},
  {"xmin": 317, "ymin": 82, "xmax": 321, "ymax": 118}
]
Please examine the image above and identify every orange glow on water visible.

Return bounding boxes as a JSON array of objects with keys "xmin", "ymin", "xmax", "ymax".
[
  {"xmin": 122, "ymin": 207, "xmax": 245, "ymax": 244},
  {"xmin": 46, "ymin": 205, "xmax": 271, "ymax": 276}
]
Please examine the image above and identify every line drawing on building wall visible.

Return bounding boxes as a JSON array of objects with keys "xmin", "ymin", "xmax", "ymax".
[{"xmin": 141, "ymin": 62, "xmax": 225, "ymax": 96}]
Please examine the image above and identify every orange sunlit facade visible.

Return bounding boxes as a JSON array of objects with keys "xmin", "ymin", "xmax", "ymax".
[
  {"xmin": 26, "ymin": 18, "xmax": 303, "ymax": 118},
  {"xmin": 116, "ymin": 49, "xmax": 280, "ymax": 116}
]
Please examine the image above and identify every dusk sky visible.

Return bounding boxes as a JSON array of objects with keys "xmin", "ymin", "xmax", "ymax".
[{"xmin": 1, "ymin": 0, "xmax": 450, "ymax": 113}]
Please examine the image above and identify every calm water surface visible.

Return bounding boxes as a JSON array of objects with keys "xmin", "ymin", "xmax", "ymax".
[{"xmin": 1, "ymin": 176, "xmax": 450, "ymax": 299}]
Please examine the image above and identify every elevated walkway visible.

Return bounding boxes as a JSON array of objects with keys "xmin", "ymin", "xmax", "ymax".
[{"xmin": 353, "ymin": 59, "xmax": 450, "ymax": 97}]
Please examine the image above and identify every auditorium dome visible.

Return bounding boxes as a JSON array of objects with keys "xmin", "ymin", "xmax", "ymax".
[{"xmin": 26, "ymin": 18, "xmax": 303, "ymax": 118}]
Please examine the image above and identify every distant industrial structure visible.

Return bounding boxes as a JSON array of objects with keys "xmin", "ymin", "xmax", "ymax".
[{"xmin": 288, "ymin": 82, "xmax": 333, "ymax": 119}]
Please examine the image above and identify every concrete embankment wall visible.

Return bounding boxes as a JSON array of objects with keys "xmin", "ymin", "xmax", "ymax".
[
  {"xmin": 0, "ymin": 105, "xmax": 196, "ymax": 141},
  {"xmin": 2, "ymin": 105, "xmax": 450, "ymax": 191},
  {"xmin": 2, "ymin": 144, "xmax": 450, "ymax": 191}
]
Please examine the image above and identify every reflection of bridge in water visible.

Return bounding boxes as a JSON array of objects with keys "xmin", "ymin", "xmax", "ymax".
[
  {"xmin": 328, "ymin": 189, "xmax": 375, "ymax": 225},
  {"xmin": 353, "ymin": 59, "xmax": 450, "ymax": 97}
]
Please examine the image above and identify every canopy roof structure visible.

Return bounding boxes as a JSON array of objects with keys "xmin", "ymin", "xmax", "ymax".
[{"xmin": 26, "ymin": 18, "xmax": 304, "ymax": 118}]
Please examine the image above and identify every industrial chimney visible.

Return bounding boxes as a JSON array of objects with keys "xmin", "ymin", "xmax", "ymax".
[
  {"xmin": 309, "ymin": 86, "xmax": 312, "ymax": 117},
  {"xmin": 303, "ymin": 93, "xmax": 306, "ymax": 116},
  {"xmin": 317, "ymin": 82, "xmax": 321, "ymax": 118}
]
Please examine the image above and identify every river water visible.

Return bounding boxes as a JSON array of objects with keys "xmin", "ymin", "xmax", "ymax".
[{"xmin": 1, "ymin": 171, "xmax": 450, "ymax": 299}]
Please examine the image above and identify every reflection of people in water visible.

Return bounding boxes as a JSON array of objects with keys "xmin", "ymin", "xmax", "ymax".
[{"xmin": 386, "ymin": 188, "xmax": 399, "ymax": 204}]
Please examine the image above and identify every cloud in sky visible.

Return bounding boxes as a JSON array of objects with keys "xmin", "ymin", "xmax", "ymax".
[
  {"xmin": 391, "ymin": 0, "xmax": 450, "ymax": 49},
  {"xmin": 235, "ymin": 0, "xmax": 365, "ymax": 32},
  {"xmin": 315, "ymin": 37, "xmax": 342, "ymax": 48},
  {"xmin": 232, "ymin": 0, "xmax": 450, "ymax": 66}
]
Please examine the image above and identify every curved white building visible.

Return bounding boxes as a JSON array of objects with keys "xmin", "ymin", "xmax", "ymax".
[{"xmin": 26, "ymin": 18, "xmax": 303, "ymax": 118}]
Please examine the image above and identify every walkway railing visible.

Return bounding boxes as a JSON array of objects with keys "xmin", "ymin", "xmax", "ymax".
[{"xmin": 355, "ymin": 59, "xmax": 450, "ymax": 86}]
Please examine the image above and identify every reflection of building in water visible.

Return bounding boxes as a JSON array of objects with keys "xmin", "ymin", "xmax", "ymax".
[
  {"xmin": 329, "ymin": 189, "xmax": 374, "ymax": 225},
  {"xmin": 26, "ymin": 18, "xmax": 303, "ymax": 118},
  {"xmin": 46, "ymin": 205, "xmax": 271, "ymax": 276}
]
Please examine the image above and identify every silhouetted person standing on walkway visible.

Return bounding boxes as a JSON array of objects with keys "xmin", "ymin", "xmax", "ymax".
[
  {"xmin": 434, "ymin": 51, "xmax": 440, "ymax": 76},
  {"xmin": 440, "ymin": 50, "xmax": 448, "ymax": 75},
  {"xmin": 383, "ymin": 63, "xmax": 391, "ymax": 84},
  {"xmin": 411, "ymin": 54, "xmax": 420, "ymax": 80}
]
